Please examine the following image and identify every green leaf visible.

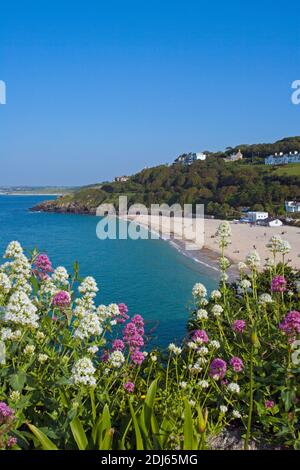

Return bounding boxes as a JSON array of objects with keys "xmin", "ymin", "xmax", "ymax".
[
  {"xmin": 9, "ymin": 372, "xmax": 26, "ymax": 391},
  {"xmin": 27, "ymin": 424, "xmax": 58, "ymax": 450},
  {"xmin": 30, "ymin": 276, "xmax": 39, "ymax": 296},
  {"xmin": 183, "ymin": 398, "xmax": 194, "ymax": 450},
  {"xmin": 143, "ymin": 379, "xmax": 158, "ymax": 431},
  {"xmin": 128, "ymin": 400, "xmax": 144, "ymax": 450},
  {"xmin": 70, "ymin": 417, "xmax": 88, "ymax": 450}
]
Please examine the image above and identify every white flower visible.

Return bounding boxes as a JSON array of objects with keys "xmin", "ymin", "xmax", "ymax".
[
  {"xmin": 187, "ymin": 341, "xmax": 197, "ymax": 350},
  {"xmin": 220, "ymin": 272, "xmax": 229, "ymax": 282},
  {"xmin": 24, "ymin": 344, "xmax": 35, "ymax": 356},
  {"xmin": 5, "ymin": 290, "xmax": 39, "ymax": 329},
  {"xmin": 74, "ymin": 312, "xmax": 103, "ymax": 340},
  {"xmin": 196, "ymin": 309, "xmax": 208, "ymax": 320},
  {"xmin": 179, "ymin": 381, "xmax": 187, "ymax": 389},
  {"xmin": 4, "ymin": 241, "xmax": 23, "ymax": 259},
  {"xmin": 238, "ymin": 262, "xmax": 247, "ymax": 272},
  {"xmin": 232, "ymin": 410, "xmax": 241, "ymax": 419},
  {"xmin": 279, "ymin": 239, "xmax": 291, "ymax": 255},
  {"xmin": 150, "ymin": 354, "xmax": 157, "ymax": 362},
  {"xmin": 168, "ymin": 343, "xmax": 182, "ymax": 355},
  {"xmin": 36, "ymin": 331, "xmax": 46, "ymax": 341},
  {"xmin": 52, "ymin": 266, "xmax": 69, "ymax": 285},
  {"xmin": 78, "ymin": 276, "xmax": 99, "ymax": 297},
  {"xmin": 220, "ymin": 405, "xmax": 228, "ymax": 414},
  {"xmin": 9, "ymin": 391, "xmax": 20, "ymax": 402},
  {"xmin": 106, "ymin": 304, "xmax": 120, "ymax": 317},
  {"xmin": 198, "ymin": 346, "xmax": 209, "ymax": 356},
  {"xmin": 0, "ymin": 328, "xmax": 14, "ymax": 341},
  {"xmin": 211, "ymin": 304, "xmax": 223, "ymax": 317},
  {"xmin": 245, "ymin": 250, "xmax": 261, "ymax": 269},
  {"xmin": 266, "ymin": 235, "xmax": 283, "ymax": 253},
  {"xmin": 219, "ymin": 257, "xmax": 230, "ymax": 271},
  {"xmin": 71, "ymin": 357, "xmax": 96, "ymax": 386},
  {"xmin": 216, "ymin": 222, "xmax": 232, "ymax": 245},
  {"xmin": 210, "ymin": 290, "xmax": 222, "ymax": 300},
  {"xmin": 210, "ymin": 340, "xmax": 220, "ymax": 349},
  {"xmin": 40, "ymin": 278, "xmax": 57, "ymax": 297},
  {"xmin": 87, "ymin": 345, "xmax": 99, "ymax": 355},
  {"xmin": 198, "ymin": 379, "xmax": 209, "ymax": 389},
  {"xmin": 227, "ymin": 382, "xmax": 240, "ymax": 394},
  {"xmin": 189, "ymin": 400, "xmax": 196, "ymax": 407},
  {"xmin": 199, "ymin": 298, "xmax": 209, "ymax": 307},
  {"xmin": 192, "ymin": 283, "xmax": 207, "ymax": 299},
  {"xmin": 239, "ymin": 279, "xmax": 252, "ymax": 290},
  {"xmin": 110, "ymin": 320, "xmax": 117, "ymax": 326},
  {"xmin": 109, "ymin": 350, "xmax": 125, "ymax": 368},
  {"xmin": 38, "ymin": 354, "xmax": 48, "ymax": 364},
  {"xmin": 258, "ymin": 293, "xmax": 273, "ymax": 304},
  {"xmin": 0, "ymin": 273, "xmax": 11, "ymax": 294}
]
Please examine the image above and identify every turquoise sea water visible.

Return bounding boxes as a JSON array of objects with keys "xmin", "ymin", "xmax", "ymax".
[{"xmin": 0, "ymin": 196, "xmax": 218, "ymax": 346}]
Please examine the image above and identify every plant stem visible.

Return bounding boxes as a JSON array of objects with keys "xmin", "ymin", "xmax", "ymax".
[{"xmin": 244, "ymin": 344, "xmax": 254, "ymax": 450}]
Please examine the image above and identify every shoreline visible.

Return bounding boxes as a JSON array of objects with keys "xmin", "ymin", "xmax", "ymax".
[
  {"xmin": 119, "ymin": 214, "xmax": 300, "ymax": 271},
  {"xmin": 118, "ymin": 215, "xmax": 239, "ymax": 281}
]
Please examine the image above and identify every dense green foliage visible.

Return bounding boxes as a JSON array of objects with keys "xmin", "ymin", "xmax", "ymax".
[{"xmin": 37, "ymin": 159, "xmax": 300, "ymax": 219}]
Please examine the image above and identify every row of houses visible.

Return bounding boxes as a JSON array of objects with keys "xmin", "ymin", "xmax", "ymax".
[
  {"xmin": 239, "ymin": 201, "xmax": 300, "ymax": 226},
  {"xmin": 175, "ymin": 150, "xmax": 244, "ymax": 165},
  {"xmin": 265, "ymin": 151, "xmax": 300, "ymax": 165}
]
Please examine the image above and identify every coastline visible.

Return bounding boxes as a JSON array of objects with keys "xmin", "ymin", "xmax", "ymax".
[
  {"xmin": 119, "ymin": 214, "xmax": 300, "ymax": 271},
  {"xmin": 118, "ymin": 215, "xmax": 239, "ymax": 281}
]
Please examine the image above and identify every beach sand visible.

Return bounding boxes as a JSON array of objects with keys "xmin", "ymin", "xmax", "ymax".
[{"xmin": 120, "ymin": 214, "xmax": 300, "ymax": 272}]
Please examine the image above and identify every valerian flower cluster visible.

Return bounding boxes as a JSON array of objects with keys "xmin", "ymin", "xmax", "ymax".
[{"xmin": 0, "ymin": 230, "xmax": 300, "ymax": 450}]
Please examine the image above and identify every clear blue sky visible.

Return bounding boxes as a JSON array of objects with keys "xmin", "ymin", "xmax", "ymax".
[{"xmin": 1, "ymin": 0, "xmax": 300, "ymax": 186}]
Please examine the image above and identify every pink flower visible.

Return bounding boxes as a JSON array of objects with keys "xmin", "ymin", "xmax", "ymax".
[
  {"xmin": 0, "ymin": 402, "xmax": 14, "ymax": 424},
  {"xmin": 279, "ymin": 311, "xmax": 300, "ymax": 336},
  {"xmin": 131, "ymin": 350, "xmax": 145, "ymax": 366},
  {"xmin": 230, "ymin": 356, "xmax": 244, "ymax": 373},
  {"xmin": 52, "ymin": 291, "xmax": 71, "ymax": 309},
  {"xmin": 35, "ymin": 253, "xmax": 53, "ymax": 273},
  {"xmin": 7, "ymin": 436, "xmax": 17, "ymax": 448},
  {"xmin": 112, "ymin": 339, "xmax": 125, "ymax": 351},
  {"xmin": 192, "ymin": 329, "xmax": 209, "ymax": 344},
  {"xmin": 117, "ymin": 303, "xmax": 129, "ymax": 323},
  {"xmin": 265, "ymin": 400, "xmax": 275, "ymax": 409},
  {"xmin": 271, "ymin": 275, "xmax": 287, "ymax": 293},
  {"xmin": 232, "ymin": 319, "xmax": 246, "ymax": 333},
  {"xmin": 123, "ymin": 322, "xmax": 144, "ymax": 348},
  {"xmin": 123, "ymin": 381, "xmax": 135, "ymax": 393},
  {"xmin": 209, "ymin": 358, "xmax": 227, "ymax": 379}
]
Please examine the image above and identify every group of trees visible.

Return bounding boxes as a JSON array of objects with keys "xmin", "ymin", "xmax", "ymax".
[{"xmin": 97, "ymin": 157, "xmax": 300, "ymax": 219}]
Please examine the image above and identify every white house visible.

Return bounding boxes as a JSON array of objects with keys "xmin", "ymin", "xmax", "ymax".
[
  {"xmin": 285, "ymin": 201, "xmax": 300, "ymax": 213},
  {"xmin": 224, "ymin": 149, "xmax": 243, "ymax": 163},
  {"xmin": 176, "ymin": 152, "xmax": 207, "ymax": 165},
  {"xmin": 265, "ymin": 151, "xmax": 300, "ymax": 165},
  {"xmin": 246, "ymin": 211, "xmax": 269, "ymax": 223}
]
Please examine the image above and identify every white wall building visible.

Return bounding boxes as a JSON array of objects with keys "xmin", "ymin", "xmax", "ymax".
[
  {"xmin": 265, "ymin": 151, "xmax": 300, "ymax": 165},
  {"xmin": 246, "ymin": 211, "xmax": 269, "ymax": 223},
  {"xmin": 224, "ymin": 149, "xmax": 243, "ymax": 163},
  {"xmin": 285, "ymin": 201, "xmax": 300, "ymax": 213},
  {"xmin": 176, "ymin": 152, "xmax": 207, "ymax": 165}
]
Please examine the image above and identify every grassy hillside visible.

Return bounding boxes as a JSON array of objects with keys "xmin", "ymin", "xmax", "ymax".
[{"xmin": 32, "ymin": 157, "xmax": 300, "ymax": 219}]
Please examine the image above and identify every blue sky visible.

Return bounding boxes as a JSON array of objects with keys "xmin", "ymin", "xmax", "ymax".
[{"xmin": 1, "ymin": 0, "xmax": 300, "ymax": 186}]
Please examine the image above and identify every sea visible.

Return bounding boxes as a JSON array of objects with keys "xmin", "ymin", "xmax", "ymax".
[{"xmin": 0, "ymin": 195, "xmax": 218, "ymax": 347}]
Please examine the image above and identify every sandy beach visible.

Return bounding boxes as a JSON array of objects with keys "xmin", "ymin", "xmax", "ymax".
[{"xmin": 120, "ymin": 214, "xmax": 300, "ymax": 271}]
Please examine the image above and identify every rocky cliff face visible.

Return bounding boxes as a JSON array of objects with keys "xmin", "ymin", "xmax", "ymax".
[{"xmin": 31, "ymin": 198, "xmax": 97, "ymax": 215}]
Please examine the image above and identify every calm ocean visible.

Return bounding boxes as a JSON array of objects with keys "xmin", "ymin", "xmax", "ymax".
[{"xmin": 0, "ymin": 196, "xmax": 218, "ymax": 347}]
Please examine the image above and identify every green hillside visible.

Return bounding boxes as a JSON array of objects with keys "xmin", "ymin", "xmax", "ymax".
[{"xmin": 32, "ymin": 155, "xmax": 300, "ymax": 219}]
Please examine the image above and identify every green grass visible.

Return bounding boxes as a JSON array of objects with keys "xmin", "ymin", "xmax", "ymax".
[{"xmin": 271, "ymin": 163, "xmax": 300, "ymax": 177}]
